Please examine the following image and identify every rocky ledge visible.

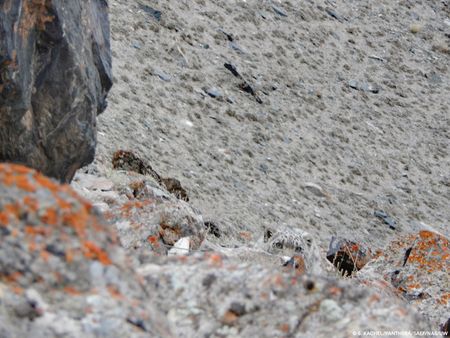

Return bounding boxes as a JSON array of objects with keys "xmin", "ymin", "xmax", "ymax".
[{"xmin": 1, "ymin": 162, "xmax": 447, "ymax": 337}]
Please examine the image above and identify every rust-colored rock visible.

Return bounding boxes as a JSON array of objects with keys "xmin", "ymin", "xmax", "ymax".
[
  {"xmin": 112, "ymin": 150, "xmax": 189, "ymax": 201},
  {"xmin": 358, "ymin": 230, "xmax": 449, "ymax": 327},
  {"xmin": 326, "ymin": 236, "xmax": 373, "ymax": 276}
]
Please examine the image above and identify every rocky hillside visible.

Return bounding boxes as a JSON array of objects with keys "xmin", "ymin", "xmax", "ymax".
[
  {"xmin": 0, "ymin": 0, "xmax": 449, "ymax": 337},
  {"xmin": 95, "ymin": 0, "xmax": 449, "ymax": 250}
]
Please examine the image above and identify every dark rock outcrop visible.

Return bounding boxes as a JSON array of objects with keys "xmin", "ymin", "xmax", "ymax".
[{"xmin": 0, "ymin": 0, "xmax": 112, "ymax": 182}]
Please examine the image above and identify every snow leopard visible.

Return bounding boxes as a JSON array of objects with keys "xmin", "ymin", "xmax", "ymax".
[{"xmin": 262, "ymin": 225, "xmax": 322, "ymax": 274}]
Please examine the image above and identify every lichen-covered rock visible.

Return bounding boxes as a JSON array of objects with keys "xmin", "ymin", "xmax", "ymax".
[
  {"xmin": 0, "ymin": 0, "xmax": 112, "ymax": 182},
  {"xmin": 358, "ymin": 230, "xmax": 449, "ymax": 327},
  {"xmin": 0, "ymin": 163, "xmax": 172, "ymax": 338},
  {"xmin": 108, "ymin": 178, "xmax": 205, "ymax": 258},
  {"xmin": 138, "ymin": 253, "xmax": 433, "ymax": 338}
]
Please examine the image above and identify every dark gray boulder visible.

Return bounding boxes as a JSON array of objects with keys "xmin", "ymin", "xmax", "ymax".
[{"xmin": 0, "ymin": 0, "xmax": 112, "ymax": 182}]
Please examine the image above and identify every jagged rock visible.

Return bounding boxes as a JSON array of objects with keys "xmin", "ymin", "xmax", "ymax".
[
  {"xmin": 0, "ymin": 163, "xmax": 171, "ymax": 337},
  {"xmin": 358, "ymin": 230, "xmax": 449, "ymax": 327},
  {"xmin": 138, "ymin": 254, "xmax": 433, "ymax": 337},
  {"xmin": 106, "ymin": 176, "xmax": 204, "ymax": 258},
  {"xmin": 0, "ymin": 0, "xmax": 112, "ymax": 182},
  {"xmin": 327, "ymin": 237, "xmax": 373, "ymax": 276},
  {"xmin": 112, "ymin": 150, "xmax": 161, "ymax": 181},
  {"xmin": 112, "ymin": 150, "xmax": 189, "ymax": 201},
  {"xmin": 161, "ymin": 177, "xmax": 189, "ymax": 202}
]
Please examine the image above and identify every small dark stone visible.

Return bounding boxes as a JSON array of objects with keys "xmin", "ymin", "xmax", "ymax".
[
  {"xmin": 154, "ymin": 69, "xmax": 171, "ymax": 82},
  {"xmin": 325, "ymin": 8, "xmax": 344, "ymax": 22},
  {"xmin": 0, "ymin": 226, "xmax": 11, "ymax": 236},
  {"xmin": 272, "ymin": 5, "xmax": 288, "ymax": 17},
  {"xmin": 224, "ymin": 63, "xmax": 241, "ymax": 78},
  {"xmin": 258, "ymin": 163, "xmax": 269, "ymax": 174},
  {"xmin": 403, "ymin": 291, "xmax": 430, "ymax": 301},
  {"xmin": 374, "ymin": 210, "xmax": 397, "ymax": 229},
  {"xmin": 217, "ymin": 28, "xmax": 234, "ymax": 42},
  {"xmin": 45, "ymin": 244, "xmax": 66, "ymax": 259},
  {"xmin": 161, "ymin": 177, "xmax": 189, "ymax": 201},
  {"xmin": 202, "ymin": 274, "xmax": 217, "ymax": 288},
  {"xmin": 139, "ymin": 4, "xmax": 162, "ymax": 22},
  {"xmin": 126, "ymin": 317, "xmax": 148, "ymax": 332},
  {"xmin": 229, "ymin": 302, "xmax": 246, "ymax": 316},
  {"xmin": 403, "ymin": 246, "xmax": 413, "ymax": 266},
  {"xmin": 204, "ymin": 221, "xmax": 221, "ymax": 238},
  {"xmin": 304, "ymin": 280, "xmax": 315, "ymax": 291},
  {"xmin": 348, "ymin": 80, "xmax": 380, "ymax": 94},
  {"xmin": 204, "ymin": 87, "xmax": 222, "ymax": 98},
  {"xmin": 229, "ymin": 42, "xmax": 246, "ymax": 54}
]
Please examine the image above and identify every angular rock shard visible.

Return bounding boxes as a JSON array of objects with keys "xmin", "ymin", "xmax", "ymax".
[
  {"xmin": 0, "ymin": 0, "xmax": 112, "ymax": 182},
  {"xmin": 327, "ymin": 236, "xmax": 373, "ymax": 276}
]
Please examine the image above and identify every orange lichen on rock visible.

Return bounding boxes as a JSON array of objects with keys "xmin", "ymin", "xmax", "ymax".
[
  {"xmin": 63, "ymin": 210, "xmax": 89, "ymax": 237},
  {"xmin": 208, "ymin": 253, "xmax": 223, "ymax": 267},
  {"xmin": 3, "ymin": 173, "xmax": 36, "ymax": 192},
  {"xmin": 41, "ymin": 207, "xmax": 59, "ymax": 225},
  {"xmin": 2, "ymin": 203, "xmax": 20, "ymax": 221},
  {"xmin": 4, "ymin": 271, "xmax": 22, "ymax": 283},
  {"xmin": 32, "ymin": 170, "xmax": 61, "ymax": 193},
  {"xmin": 278, "ymin": 323, "xmax": 290, "ymax": 334},
  {"xmin": 83, "ymin": 241, "xmax": 111, "ymax": 265},
  {"xmin": 107, "ymin": 285, "xmax": 124, "ymax": 300},
  {"xmin": 25, "ymin": 225, "xmax": 49, "ymax": 236},
  {"xmin": 63, "ymin": 286, "xmax": 82, "ymax": 296},
  {"xmin": 404, "ymin": 231, "xmax": 449, "ymax": 273},
  {"xmin": 438, "ymin": 293, "xmax": 450, "ymax": 305},
  {"xmin": 0, "ymin": 163, "xmax": 117, "ymax": 271},
  {"xmin": 23, "ymin": 195, "xmax": 39, "ymax": 212},
  {"xmin": 0, "ymin": 211, "xmax": 9, "ymax": 225},
  {"xmin": 120, "ymin": 200, "xmax": 153, "ymax": 218}
]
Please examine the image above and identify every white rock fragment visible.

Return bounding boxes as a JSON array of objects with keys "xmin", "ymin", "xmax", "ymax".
[
  {"xmin": 304, "ymin": 182, "xmax": 328, "ymax": 198},
  {"xmin": 168, "ymin": 237, "xmax": 190, "ymax": 256},
  {"xmin": 25, "ymin": 288, "xmax": 49, "ymax": 314},
  {"xmin": 73, "ymin": 173, "xmax": 114, "ymax": 191},
  {"xmin": 137, "ymin": 264, "xmax": 164, "ymax": 277},
  {"xmin": 320, "ymin": 299, "xmax": 344, "ymax": 322},
  {"xmin": 93, "ymin": 202, "xmax": 110, "ymax": 213},
  {"xmin": 182, "ymin": 119, "xmax": 194, "ymax": 127}
]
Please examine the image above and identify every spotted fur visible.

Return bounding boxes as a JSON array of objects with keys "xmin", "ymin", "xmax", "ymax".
[{"xmin": 263, "ymin": 225, "xmax": 322, "ymax": 274}]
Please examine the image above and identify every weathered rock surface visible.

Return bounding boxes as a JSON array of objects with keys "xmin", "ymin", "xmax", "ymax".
[
  {"xmin": 0, "ymin": 0, "xmax": 112, "ymax": 182},
  {"xmin": 358, "ymin": 230, "xmax": 450, "ymax": 328},
  {"xmin": 0, "ymin": 163, "xmax": 172, "ymax": 338},
  {"xmin": 0, "ymin": 164, "xmax": 448, "ymax": 337},
  {"xmin": 139, "ymin": 254, "xmax": 433, "ymax": 338}
]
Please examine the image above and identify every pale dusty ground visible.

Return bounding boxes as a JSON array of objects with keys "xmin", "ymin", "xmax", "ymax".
[{"xmin": 94, "ymin": 0, "xmax": 449, "ymax": 251}]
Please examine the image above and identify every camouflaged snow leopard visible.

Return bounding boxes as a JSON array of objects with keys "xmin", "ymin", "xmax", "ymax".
[{"xmin": 262, "ymin": 225, "xmax": 322, "ymax": 274}]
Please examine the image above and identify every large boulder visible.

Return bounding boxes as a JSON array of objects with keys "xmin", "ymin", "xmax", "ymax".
[
  {"xmin": 0, "ymin": 0, "xmax": 112, "ymax": 182},
  {"xmin": 357, "ymin": 230, "xmax": 449, "ymax": 329},
  {"xmin": 0, "ymin": 163, "xmax": 172, "ymax": 337}
]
